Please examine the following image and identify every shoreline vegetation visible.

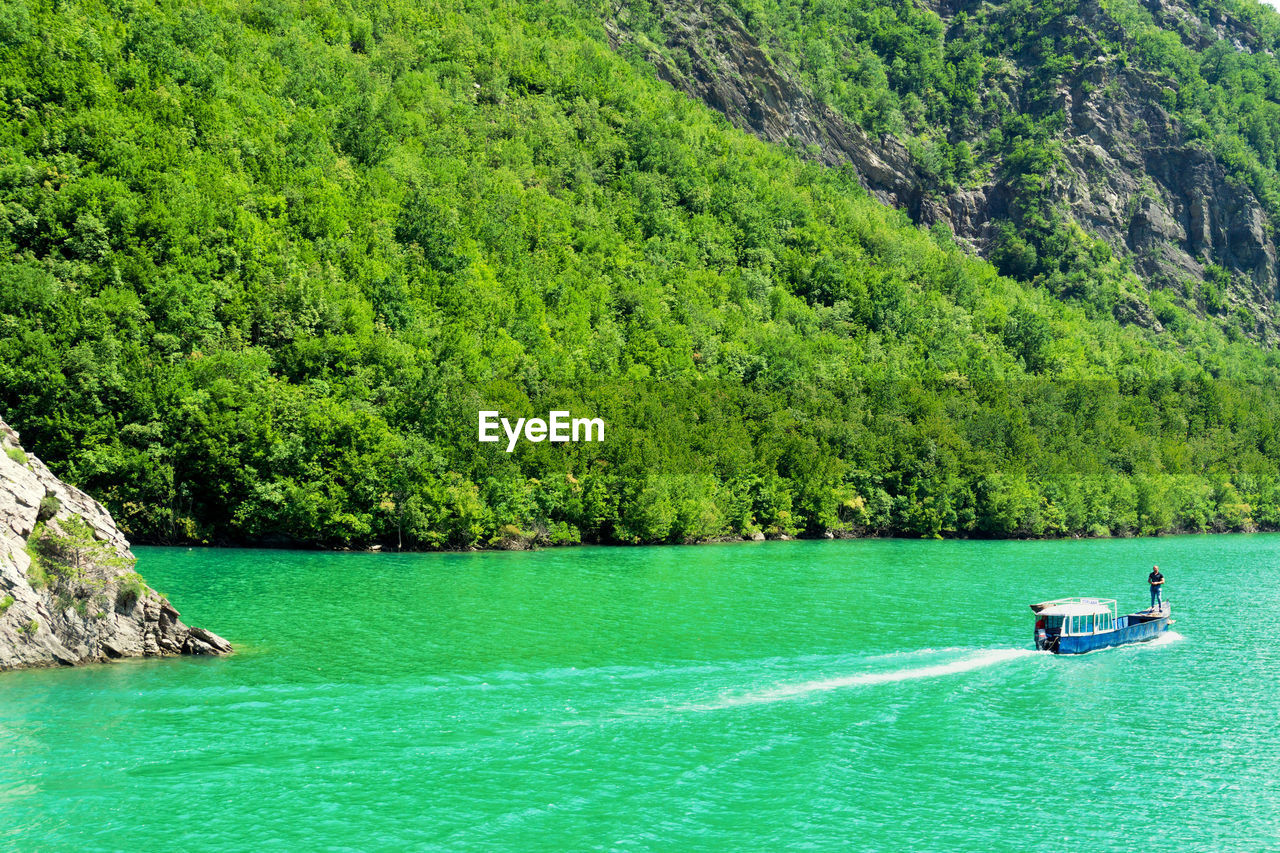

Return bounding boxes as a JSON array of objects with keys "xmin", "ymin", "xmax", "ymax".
[
  {"xmin": 7, "ymin": 1, "xmax": 1280, "ymax": 551},
  {"xmin": 144, "ymin": 522, "xmax": 1279, "ymax": 554}
]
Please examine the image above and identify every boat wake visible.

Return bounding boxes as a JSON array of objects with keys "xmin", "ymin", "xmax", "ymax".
[
  {"xmin": 1144, "ymin": 630, "xmax": 1184, "ymax": 647},
  {"xmin": 684, "ymin": 648, "xmax": 1038, "ymax": 711}
]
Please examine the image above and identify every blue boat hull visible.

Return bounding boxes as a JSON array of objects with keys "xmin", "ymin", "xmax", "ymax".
[{"xmin": 1052, "ymin": 613, "xmax": 1171, "ymax": 654}]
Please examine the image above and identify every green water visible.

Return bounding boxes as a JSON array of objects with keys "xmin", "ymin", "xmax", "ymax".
[{"xmin": 1, "ymin": 536, "xmax": 1276, "ymax": 850}]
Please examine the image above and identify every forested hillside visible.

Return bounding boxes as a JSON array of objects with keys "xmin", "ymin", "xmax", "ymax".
[
  {"xmin": 4, "ymin": 0, "xmax": 1280, "ymax": 548},
  {"xmin": 610, "ymin": 0, "xmax": 1280, "ymax": 340}
]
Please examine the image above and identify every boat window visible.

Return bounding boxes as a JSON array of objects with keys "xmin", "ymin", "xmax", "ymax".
[
  {"xmin": 1086, "ymin": 614, "xmax": 1094, "ymax": 633},
  {"xmin": 1070, "ymin": 616, "xmax": 1078, "ymax": 634},
  {"xmin": 1043, "ymin": 615, "xmax": 1064, "ymax": 630}
]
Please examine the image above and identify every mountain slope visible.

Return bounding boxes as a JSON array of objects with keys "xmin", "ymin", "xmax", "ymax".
[
  {"xmin": 2, "ymin": 0, "xmax": 1280, "ymax": 546},
  {"xmin": 606, "ymin": 0, "xmax": 1280, "ymax": 339}
]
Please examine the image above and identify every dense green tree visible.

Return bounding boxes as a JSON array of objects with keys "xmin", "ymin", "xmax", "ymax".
[{"xmin": 2, "ymin": 0, "xmax": 1280, "ymax": 548}]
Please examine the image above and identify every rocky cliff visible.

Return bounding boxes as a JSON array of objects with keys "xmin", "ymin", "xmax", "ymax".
[
  {"xmin": 0, "ymin": 416, "xmax": 230, "ymax": 671},
  {"xmin": 606, "ymin": 0, "xmax": 1280, "ymax": 337}
]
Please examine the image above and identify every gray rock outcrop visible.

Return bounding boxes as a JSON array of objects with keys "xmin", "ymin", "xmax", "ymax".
[{"xmin": 0, "ymin": 415, "xmax": 231, "ymax": 671}]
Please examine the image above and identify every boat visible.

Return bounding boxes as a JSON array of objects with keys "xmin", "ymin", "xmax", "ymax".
[{"xmin": 1029, "ymin": 597, "xmax": 1173, "ymax": 654}]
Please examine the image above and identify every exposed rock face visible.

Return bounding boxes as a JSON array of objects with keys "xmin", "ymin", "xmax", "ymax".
[
  {"xmin": 606, "ymin": 0, "xmax": 1280, "ymax": 334},
  {"xmin": 0, "ymin": 415, "xmax": 231, "ymax": 671},
  {"xmin": 1060, "ymin": 58, "xmax": 1279, "ymax": 307}
]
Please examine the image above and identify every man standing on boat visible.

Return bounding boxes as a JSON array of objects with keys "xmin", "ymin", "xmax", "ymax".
[{"xmin": 1149, "ymin": 565, "xmax": 1165, "ymax": 610}]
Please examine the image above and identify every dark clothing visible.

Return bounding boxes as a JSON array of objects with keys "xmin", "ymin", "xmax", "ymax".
[{"xmin": 1149, "ymin": 570, "xmax": 1165, "ymax": 609}]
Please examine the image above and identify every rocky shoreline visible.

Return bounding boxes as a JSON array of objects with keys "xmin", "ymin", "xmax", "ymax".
[{"xmin": 0, "ymin": 416, "xmax": 231, "ymax": 672}]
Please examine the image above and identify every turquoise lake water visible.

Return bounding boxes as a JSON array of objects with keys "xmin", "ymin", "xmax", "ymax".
[{"xmin": 1, "ymin": 536, "xmax": 1276, "ymax": 850}]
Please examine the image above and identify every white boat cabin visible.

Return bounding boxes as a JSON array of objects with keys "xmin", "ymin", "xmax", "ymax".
[{"xmin": 1032, "ymin": 597, "xmax": 1118, "ymax": 636}]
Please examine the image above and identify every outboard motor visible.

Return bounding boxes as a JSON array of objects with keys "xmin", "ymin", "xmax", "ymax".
[{"xmin": 1035, "ymin": 627, "xmax": 1048, "ymax": 651}]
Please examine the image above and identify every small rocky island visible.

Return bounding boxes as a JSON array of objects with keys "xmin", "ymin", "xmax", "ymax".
[{"xmin": 0, "ymin": 415, "xmax": 230, "ymax": 671}]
